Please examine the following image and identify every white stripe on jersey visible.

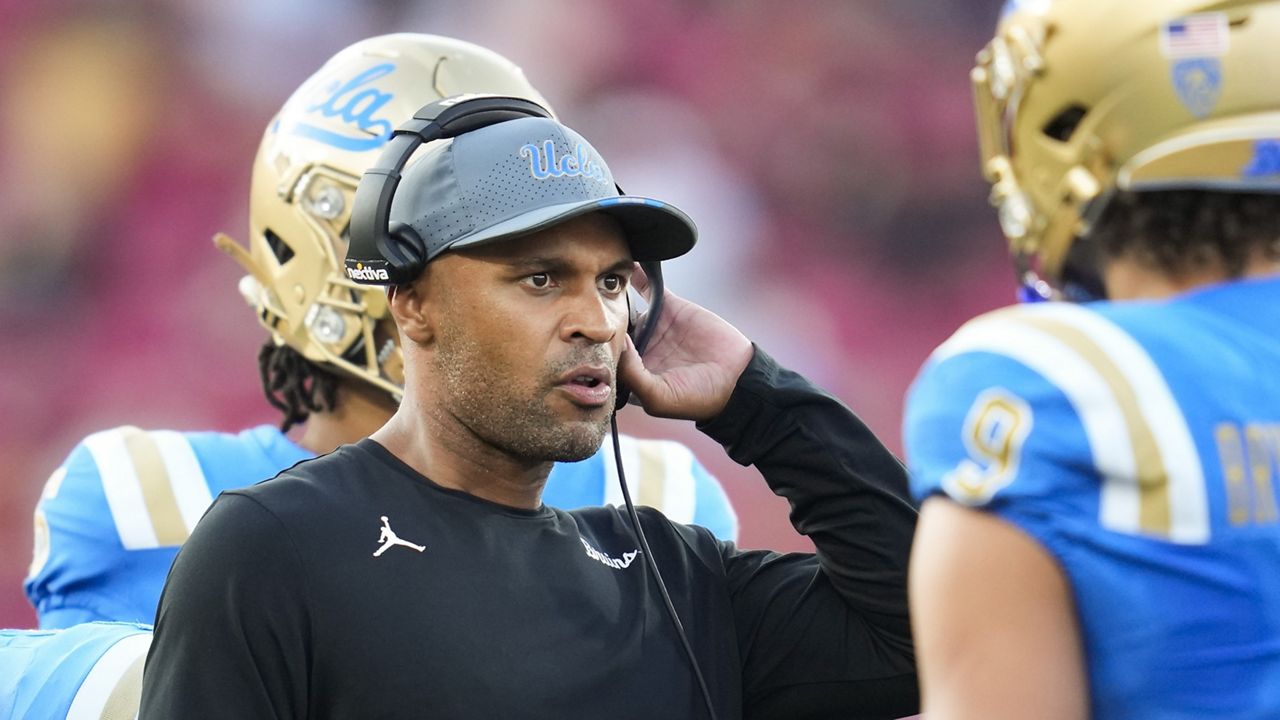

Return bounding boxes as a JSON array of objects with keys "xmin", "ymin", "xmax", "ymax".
[
  {"xmin": 1030, "ymin": 304, "xmax": 1208, "ymax": 543},
  {"xmin": 66, "ymin": 631, "xmax": 151, "ymax": 720},
  {"xmin": 934, "ymin": 305, "xmax": 1209, "ymax": 543},
  {"xmin": 149, "ymin": 430, "xmax": 214, "ymax": 536},
  {"xmin": 935, "ymin": 318, "xmax": 1139, "ymax": 520},
  {"xmin": 85, "ymin": 429, "xmax": 160, "ymax": 550},
  {"xmin": 601, "ymin": 436, "xmax": 698, "ymax": 523},
  {"xmin": 648, "ymin": 441, "xmax": 698, "ymax": 524},
  {"xmin": 601, "ymin": 437, "xmax": 626, "ymax": 508}
]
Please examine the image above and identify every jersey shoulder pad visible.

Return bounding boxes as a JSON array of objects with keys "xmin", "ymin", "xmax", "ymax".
[
  {"xmin": 607, "ymin": 435, "xmax": 737, "ymax": 539},
  {"xmin": 906, "ymin": 303, "xmax": 1208, "ymax": 542},
  {"xmin": 609, "ymin": 435, "xmax": 699, "ymax": 515},
  {"xmin": 27, "ymin": 426, "xmax": 220, "ymax": 625},
  {"xmin": 74, "ymin": 425, "xmax": 217, "ymax": 550}
]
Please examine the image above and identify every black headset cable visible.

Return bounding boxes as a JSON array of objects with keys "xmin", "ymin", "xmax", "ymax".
[{"xmin": 609, "ymin": 414, "xmax": 719, "ymax": 720}]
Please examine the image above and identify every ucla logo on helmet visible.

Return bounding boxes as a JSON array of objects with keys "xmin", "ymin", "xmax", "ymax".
[{"xmin": 280, "ymin": 63, "xmax": 399, "ymax": 152}]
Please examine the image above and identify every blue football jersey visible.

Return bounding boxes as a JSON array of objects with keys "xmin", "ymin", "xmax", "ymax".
[
  {"xmin": 26, "ymin": 425, "xmax": 737, "ymax": 628},
  {"xmin": 905, "ymin": 276, "xmax": 1280, "ymax": 719},
  {"xmin": 0, "ymin": 621, "xmax": 151, "ymax": 720}
]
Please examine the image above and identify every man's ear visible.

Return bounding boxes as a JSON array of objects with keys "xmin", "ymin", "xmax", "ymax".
[{"xmin": 387, "ymin": 275, "xmax": 435, "ymax": 346}]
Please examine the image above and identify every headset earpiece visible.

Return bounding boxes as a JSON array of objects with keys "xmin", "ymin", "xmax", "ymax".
[
  {"xmin": 615, "ymin": 294, "xmax": 641, "ymax": 411},
  {"xmin": 382, "ymin": 222, "xmax": 427, "ymax": 277},
  {"xmin": 614, "ymin": 262, "xmax": 664, "ymax": 412}
]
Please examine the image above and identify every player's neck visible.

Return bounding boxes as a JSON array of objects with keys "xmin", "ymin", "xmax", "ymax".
[
  {"xmin": 1104, "ymin": 253, "xmax": 1280, "ymax": 301},
  {"xmin": 371, "ymin": 401, "xmax": 552, "ymax": 511},
  {"xmin": 295, "ymin": 380, "xmax": 398, "ymax": 456}
]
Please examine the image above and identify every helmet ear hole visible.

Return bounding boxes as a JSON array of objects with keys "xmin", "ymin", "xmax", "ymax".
[
  {"xmin": 1042, "ymin": 104, "xmax": 1089, "ymax": 142},
  {"xmin": 264, "ymin": 229, "xmax": 296, "ymax": 264}
]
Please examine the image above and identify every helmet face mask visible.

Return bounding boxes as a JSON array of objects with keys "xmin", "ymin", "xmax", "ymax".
[
  {"xmin": 973, "ymin": 0, "xmax": 1280, "ymax": 300},
  {"xmin": 217, "ymin": 34, "xmax": 553, "ymax": 402}
]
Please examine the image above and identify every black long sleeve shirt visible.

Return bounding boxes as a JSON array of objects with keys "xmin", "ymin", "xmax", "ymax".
[{"xmin": 140, "ymin": 348, "xmax": 919, "ymax": 719}]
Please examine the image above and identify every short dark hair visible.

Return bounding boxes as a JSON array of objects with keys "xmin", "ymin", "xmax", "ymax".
[
  {"xmin": 1091, "ymin": 190, "xmax": 1280, "ymax": 280},
  {"xmin": 257, "ymin": 342, "xmax": 341, "ymax": 432}
]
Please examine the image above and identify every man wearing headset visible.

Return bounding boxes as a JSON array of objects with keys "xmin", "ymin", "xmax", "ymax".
[
  {"xmin": 23, "ymin": 34, "xmax": 737, "ymax": 634},
  {"xmin": 141, "ymin": 110, "xmax": 919, "ymax": 717},
  {"xmin": 6, "ymin": 34, "xmax": 738, "ymax": 720}
]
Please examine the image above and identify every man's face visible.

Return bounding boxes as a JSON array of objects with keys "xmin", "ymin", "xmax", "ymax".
[{"xmin": 425, "ymin": 213, "xmax": 633, "ymax": 462}]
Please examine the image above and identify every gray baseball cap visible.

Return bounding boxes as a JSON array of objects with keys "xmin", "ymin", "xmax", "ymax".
[{"xmin": 388, "ymin": 116, "xmax": 696, "ymax": 263}]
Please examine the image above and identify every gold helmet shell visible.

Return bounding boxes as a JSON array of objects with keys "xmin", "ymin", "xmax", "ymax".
[
  {"xmin": 217, "ymin": 34, "xmax": 553, "ymax": 399},
  {"xmin": 972, "ymin": 0, "xmax": 1280, "ymax": 296}
]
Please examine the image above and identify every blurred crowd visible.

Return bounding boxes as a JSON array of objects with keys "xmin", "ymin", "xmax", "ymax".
[{"xmin": 0, "ymin": 0, "xmax": 1009, "ymax": 626}]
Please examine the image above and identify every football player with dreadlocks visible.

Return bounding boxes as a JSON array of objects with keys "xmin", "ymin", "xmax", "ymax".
[
  {"xmin": 22, "ymin": 33, "xmax": 737, "ymax": 631},
  {"xmin": 905, "ymin": 1, "xmax": 1280, "ymax": 717}
]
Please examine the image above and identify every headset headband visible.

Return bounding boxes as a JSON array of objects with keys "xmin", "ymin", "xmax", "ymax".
[{"xmin": 347, "ymin": 94, "xmax": 554, "ymax": 285}]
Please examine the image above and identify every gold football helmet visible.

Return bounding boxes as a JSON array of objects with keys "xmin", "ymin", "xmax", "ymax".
[
  {"xmin": 973, "ymin": 0, "xmax": 1280, "ymax": 298},
  {"xmin": 217, "ymin": 34, "xmax": 553, "ymax": 399}
]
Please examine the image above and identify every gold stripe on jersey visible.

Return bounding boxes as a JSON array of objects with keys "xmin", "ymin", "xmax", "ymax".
[
  {"xmin": 1246, "ymin": 425, "xmax": 1280, "ymax": 524},
  {"xmin": 636, "ymin": 442, "xmax": 668, "ymax": 509},
  {"xmin": 1216, "ymin": 423, "xmax": 1251, "ymax": 526},
  {"xmin": 67, "ymin": 632, "xmax": 151, "ymax": 720},
  {"xmin": 99, "ymin": 650, "xmax": 146, "ymax": 720},
  {"xmin": 121, "ymin": 427, "xmax": 189, "ymax": 546},
  {"xmin": 1013, "ymin": 315, "xmax": 1171, "ymax": 535}
]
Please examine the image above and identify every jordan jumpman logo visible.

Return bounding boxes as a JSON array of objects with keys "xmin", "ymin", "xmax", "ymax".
[{"xmin": 373, "ymin": 515, "xmax": 426, "ymax": 557}]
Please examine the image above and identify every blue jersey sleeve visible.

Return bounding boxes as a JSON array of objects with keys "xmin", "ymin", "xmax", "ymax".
[
  {"xmin": 25, "ymin": 425, "xmax": 308, "ymax": 629},
  {"xmin": 906, "ymin": 301, "xmax": 1221, "ymax": 548},
  {"xmin": 24, "ymin": 438, "xmax": 153, "ymax": 628},
  {"xmin": 906, "ymin": 350, "xmax": 1090, "ymax": 503},
  {"xmin": 905, "ymin": 345, "xmax": 1098, "ymax": 558},
  {"xmin": 24, "ymin": 427, "xmax": 224, "ymax": 628},
  {"xmin": 0, "ymin": 622, "xmax": 152, "ymax": 720}
]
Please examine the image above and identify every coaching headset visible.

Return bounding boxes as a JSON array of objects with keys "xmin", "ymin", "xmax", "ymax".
[{"xmin": 343, "ymin": 94, "xmax": 717, "ymax": 719}]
